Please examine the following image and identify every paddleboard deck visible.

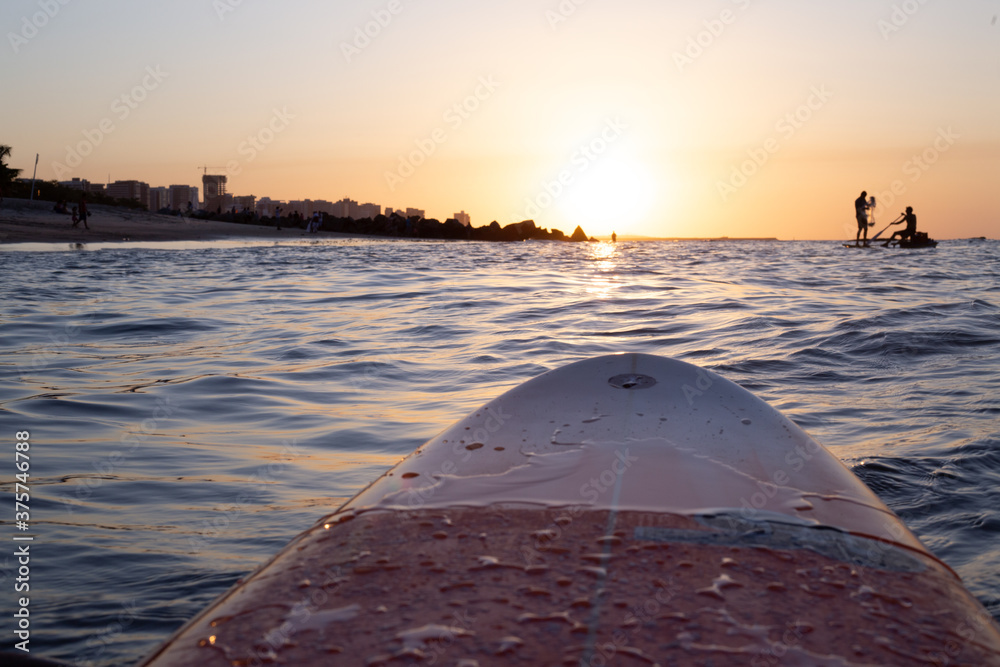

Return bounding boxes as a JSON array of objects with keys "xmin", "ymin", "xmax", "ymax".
[{"xmin": 142, "ymin": 353, "xmax": 1000, "ymax": 666}]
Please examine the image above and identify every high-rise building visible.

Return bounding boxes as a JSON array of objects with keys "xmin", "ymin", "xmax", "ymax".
[
  {"xmin": 233, "ymin": 195, "xmax": 256, "ymax": 212},
  {"xmin": 311, "ymin": 200, "xmax": 336, "ymax": 215},
  {"xmin": 149, "ymin": 187, "xmax": 170, "ymax": 212},
  {"xmin": 107, "ymin": 180, "xmax": 151, "ymax": 207},
  {"xmin": 202, "ymin": 174, "xmax": 227, "ymax": 212},
  {"xmin": 335, "ymin": 198, "xmax": 359, "ymax": 219},
  {"xmin": 256, "ymin": 197, "xmax": 279, "ymax": 217},
  {"xmin": 287, "ymin": 200, "xmax": 309, "ymax": 217},
  {"xmin": 405, "ymin": 208, "xmax": 425, "ymax": 220},
  {"xmin": 60, "ymin": 178, "xmax": 92, "ymax": 192},
  {"xmin": 169, "ymin": 185, "xmax": 197, "ymax": 210},
  {"xmin": 357, "ymin": 203, "xmax": 381, "ymax": 219},
  {"xmin": 454, "ymin": 211, "xmax": 471, "ymax": 226}
]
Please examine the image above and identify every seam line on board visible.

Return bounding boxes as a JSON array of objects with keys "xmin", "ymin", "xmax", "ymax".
[{"xmin": 582, "ymin": 362, "xmax": 634, "ymax": 664}]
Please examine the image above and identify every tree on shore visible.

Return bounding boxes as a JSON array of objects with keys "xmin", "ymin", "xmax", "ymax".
[{"xmin": 1, "ymin": 145, "xmax": 22, "ymax": 184}]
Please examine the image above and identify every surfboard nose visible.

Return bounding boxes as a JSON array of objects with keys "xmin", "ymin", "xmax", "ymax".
[{"xmin": 339, "ymin": 353, "xmax": 927, "ymax": 555}]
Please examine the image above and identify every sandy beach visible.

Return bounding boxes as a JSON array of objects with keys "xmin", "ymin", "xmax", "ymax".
[{"xmin": 0, "ymin": 198, "xmax": 361, "ymax": 245}]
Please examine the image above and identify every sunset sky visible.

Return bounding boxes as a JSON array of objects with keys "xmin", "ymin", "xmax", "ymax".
[{"xmin": 4, "ymin": 1, "xmax": 998, "ymax": 239}]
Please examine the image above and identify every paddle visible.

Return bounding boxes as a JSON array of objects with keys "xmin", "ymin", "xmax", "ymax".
[{"xmin": 871, "ymin": 214, "xmax": 904, "ymax": 242}]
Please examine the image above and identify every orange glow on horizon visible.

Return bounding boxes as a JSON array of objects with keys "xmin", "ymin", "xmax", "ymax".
[{"xmin": 3, "ymin": 3, "xmax": 996, "ymax": 240}]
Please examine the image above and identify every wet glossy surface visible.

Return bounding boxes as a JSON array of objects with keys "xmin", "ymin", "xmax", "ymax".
[
  {"xmin": 2, "ymin": 239, "xmax": 999, "ymax": 665},
  {"xmin": 145, "ymin": 508, "xmax": 1000, "ymax": 666},
  {"xmin": 345, "ymin": 354, "xmax": 926, "ymax": 553}
]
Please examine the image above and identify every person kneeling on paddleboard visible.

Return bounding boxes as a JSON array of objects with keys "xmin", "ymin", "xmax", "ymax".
[{"xmin": 884, "ymin": 206, "xmax": 917, "ymax": 246}]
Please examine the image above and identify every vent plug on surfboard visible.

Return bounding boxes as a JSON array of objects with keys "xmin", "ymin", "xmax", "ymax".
[{"xmin": 608, "ymin": 374, "xmax": 657, "ymax": 390}]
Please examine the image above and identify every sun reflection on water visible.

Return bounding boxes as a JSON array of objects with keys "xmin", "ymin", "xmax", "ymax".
[{"xmin": 583, "ymin": 241, "xmax": 623, "ymax": 299}]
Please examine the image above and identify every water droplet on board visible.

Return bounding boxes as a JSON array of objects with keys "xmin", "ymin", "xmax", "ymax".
[
  {"xmin": 583, "ymin": 553, "xmax": 612, "ymax": 564},
  {"xmin": 578, "ymin": 566, "xmax": 607, "ymax": 578},
  {"xmin": 742, "ymin": 419, "xmax": 753, "ymax": 425},
  {"xmin": 522, "ymin": 586, "xmax": 552, "ymax": 597},
  {"xmin": 496, "ymin": 636, "xmax": 523, "ymax": 655},
  {"xmin": 474, "ymin": 556, "xmax": 501, "ymax": 569},
  {"xmin": 402, "ymin": 472, "xmax": 419, "ymax": 479},
  {"xmin": 466, "ymin": 443, "xmax": 484, "ymax": 451},
  {"xmin": 396, "ymin": 623, "xmax": 476, "ymax": 647}
]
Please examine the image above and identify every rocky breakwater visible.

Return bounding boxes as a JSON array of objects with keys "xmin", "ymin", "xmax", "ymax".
[{"xmin": 315, "ymin": 214, "xmax": 594, "ymax": 242}]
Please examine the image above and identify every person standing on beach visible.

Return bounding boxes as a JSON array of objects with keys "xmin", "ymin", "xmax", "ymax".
[
  {"xmin": 854, "ymin": 191, "xmax": 870, "ymax": 246},
  {"xmin": 73, "ymin": 194, "xmax": 90, "ymax": 230}
]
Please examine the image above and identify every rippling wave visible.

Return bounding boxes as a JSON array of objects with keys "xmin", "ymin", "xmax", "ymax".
[{"xmin": 1, "ymin": 238, "xmax": 998, "ymax": 664}]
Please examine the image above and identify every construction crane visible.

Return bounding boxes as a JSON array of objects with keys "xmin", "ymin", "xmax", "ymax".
[{"xmin": 197, "ymin": 166, "xmax": 228, "ymax": 176}]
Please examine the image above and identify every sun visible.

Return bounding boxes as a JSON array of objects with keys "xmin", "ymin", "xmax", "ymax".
[{"xmin": 558, "ymin": 154, "xmax": 658, "ymax": 237}]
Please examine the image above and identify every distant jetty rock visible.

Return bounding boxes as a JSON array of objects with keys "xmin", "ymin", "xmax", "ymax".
[
  {"xmin": 318, "ymin": 214, "xmax": 594, "ymax": 243},
  {"xmin": 200, "ymin": 209, "xmax": 595, "ymax": 243}
]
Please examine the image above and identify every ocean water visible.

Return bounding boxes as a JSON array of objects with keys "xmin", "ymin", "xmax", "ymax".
[{"xmin": 1, "ymin": 238, "xmax": 999, "ymax": 665}]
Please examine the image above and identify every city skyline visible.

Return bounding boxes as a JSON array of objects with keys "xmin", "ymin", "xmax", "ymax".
[
  {"xmin": 4, "ymin": 1, "xmax": 998, "ymax": 239},
  {"xmin": 50, "ymin": 172, "xmax": 453, "ymax": 224}
]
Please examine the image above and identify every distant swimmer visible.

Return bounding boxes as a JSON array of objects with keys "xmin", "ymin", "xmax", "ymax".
[
  {"xmin": 883, "ymin": 206, "xmax": 917, "ymax": 247},
  {"xmin": 611, "ymin": 231, "xmax": 617, "ymax": 243},
  {"xmin": 854, "ymin": 190, "xmax": 870, "ymax": 246}
]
